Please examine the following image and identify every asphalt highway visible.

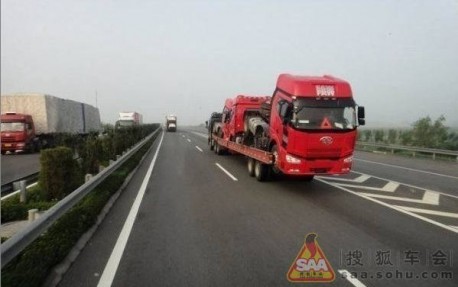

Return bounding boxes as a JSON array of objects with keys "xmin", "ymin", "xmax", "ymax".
[
  {"xmin": 0, "ymin": 153, "xmax": 40, "ymax": 184},
  {"xmin": 29, "ymin": 128, "xmax": 458, "ymax": 286}
]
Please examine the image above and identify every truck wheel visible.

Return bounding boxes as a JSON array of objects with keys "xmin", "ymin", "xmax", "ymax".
[
  {"xmin": 247, "ymin": 158, "xmax": 255, "ymax": 177},
  {"xmin": 216, "ymin": 142, "xmax": 224, "ymax": 155},
  {"xmin": 254, "ymin": 160, "xmax": 270, "ymax": 182},
  {"xmin": 1, "ymin": 150, "xmax": 6, "ymax": 155},
  {"xmin": 270, "ymin": 144, "xmax": 281, "ymax": 176},
  {"xmin": 303, "ymin": 175, "xmax": 314, "ymax": 182},
  {"xmin": 210, "ymin": 138, "xmax": 215, "ymax": 151}
]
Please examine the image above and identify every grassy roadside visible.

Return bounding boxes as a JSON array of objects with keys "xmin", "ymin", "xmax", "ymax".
[{"xmin": 1, "ymin": 132, "xmax": 158, "ymax": 287}]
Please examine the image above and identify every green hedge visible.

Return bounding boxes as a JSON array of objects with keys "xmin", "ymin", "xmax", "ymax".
[{"xmin": 1, "ymin": 132, "xmax": 158, "ymax": 287}]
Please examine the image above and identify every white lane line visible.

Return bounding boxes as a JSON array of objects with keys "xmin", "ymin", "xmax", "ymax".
[
  {"xmin": 450, "ymin": 226, "xmax": 458, "ymax": 231},
  {"xmin": 98, "ymin": 131, "xmax": 165, "ymax": 287},
  {"xmin": 187, "ymin": 139, "xmax": 191, "ymax": 143},
  {"xmin": 321, "ymin": 174, "xmax": 370, "ymax": 183},
  {"xmin": 351, "ymin": 171, "xmax": 458, "ymax": 199},
  {"xmin": 1, "ymin": 182, "xmax": 38, "ymax": 201},
  {"xmin": 338, "ymin": 270, "xmax": 367, "ymax": 287},
  {"xmin": 358, "ymin": 190, "xmax": 439, "ymax": 205},
  {"xmin": 393, "ymin": 206, "xmax": 458, "ymax": 218},
  {"xmin": 355, "ymin": 158, "xmax": 458, "ymax": 180},
  {"xmin": 336, "ymin": 181, "xmax": 399, "ymax": 193},
  {"xmin": 195, "ymin": 146, "xmax": 203, "ymax": 152},
  {"xmin": 316, "ymin": 178, "xmax": 458, "ymax": 234},
  {"xmin": 215, "ymin": 163, "xmax": 238, "ymax": 181}
]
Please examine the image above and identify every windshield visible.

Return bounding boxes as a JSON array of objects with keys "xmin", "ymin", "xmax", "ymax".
[
  {"xmin": 1, "ymin": 122, "xmax": 25, "ymax": 132},
  {"xmin": 292, "ymin": 98, "xmax": 356, "ymax": 130},
  {"xmin": 118, "ymin": 120, "xmax": 134, "ymax": 127}
]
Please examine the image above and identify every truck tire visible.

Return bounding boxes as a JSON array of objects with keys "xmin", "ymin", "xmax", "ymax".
[
  {"xmin": 247, "ymin": 158, "xmax": 255, "ymax": 177},
  {"xmin": 254, "ymin": 160, "xmax": 270, "ymax": 182},
  {"xmin": 270, "ymin": 144, "xmax": 281, "ymax": 177},
  {"xmin": 1, "ymin": 150, "xmax": 6, "ymax": 155},
  {"xmin": 210, "ymin": 138, "xmax": 215, "ymax": 151},
  {"xmin": 303, "ymin": 175, "xmax": 314, "ymax": 182},
  {"xmin": 215, "ymin": 142, "xmax": 224, "ymax": 155}
]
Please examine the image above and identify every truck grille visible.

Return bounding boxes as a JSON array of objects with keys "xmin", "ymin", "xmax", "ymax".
[
  {"xmin": 2, "ymin": 136, "xmax": 16, "ymax": 143},
  {"xmin": 306, "ymin": 148, "xmax": 341, "ymax": 159}
]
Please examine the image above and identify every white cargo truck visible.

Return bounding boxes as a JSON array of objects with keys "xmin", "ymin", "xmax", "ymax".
[{"xmin": 1, "ymin": 93, "xmax": 101, "ymax": 153}]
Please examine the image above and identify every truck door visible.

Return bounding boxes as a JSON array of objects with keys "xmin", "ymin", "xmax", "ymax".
[{"xmin": 271, "ymin": 91, "xmax": 292, "ymax": 149}]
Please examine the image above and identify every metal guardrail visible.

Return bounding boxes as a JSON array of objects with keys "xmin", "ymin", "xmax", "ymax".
[
  {"xmin": 356, "ymin": 141, "xmax": 458, "ymax": 161},
  {"xmin": 1, "ymin": 128, "xmax": 161, "ymax": 268},
  {"xmin": 1, "ymin": 172, "xmax": 40, "ymax": 196}
]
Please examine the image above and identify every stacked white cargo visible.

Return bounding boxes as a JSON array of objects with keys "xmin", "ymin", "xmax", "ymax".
[{"xmin": 1, "ymin": 93, "xmax": 101, "ymax": 134}]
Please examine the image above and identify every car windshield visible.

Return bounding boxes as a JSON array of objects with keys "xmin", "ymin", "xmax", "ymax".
[
  {"xmin": 1, "ymin": 122, "xmax": 25, "ymax": 132},
  {"xmin": 292, "ymin": 98, "xmax": 356, "ymax": 130}
]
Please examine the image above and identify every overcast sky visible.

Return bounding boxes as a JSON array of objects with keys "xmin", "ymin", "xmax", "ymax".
[{"xmin": 2, "ymin": 0, "xmax": 458, "ymax": 127}]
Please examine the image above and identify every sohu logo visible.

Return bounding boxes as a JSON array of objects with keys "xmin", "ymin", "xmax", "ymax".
[
  {"xmin": 320, "ymin": 136, "xmax": 333, "ymax": 145},
  {"xmin": 287, "ymin": 233, "xmax": 335, "ymax": 283}
]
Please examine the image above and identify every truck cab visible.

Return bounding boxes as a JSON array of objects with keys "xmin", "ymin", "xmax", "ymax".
[
  {"xmin": 220, "ymin": 95, "xmax": 270, "ymax": 142},
  {"xmin": 269, "ymin": 74, "xmax": 365, "ymax": 175},
  {"xmin": 1, "ymin": 112, "xmax": 37, "ymax": 154}
]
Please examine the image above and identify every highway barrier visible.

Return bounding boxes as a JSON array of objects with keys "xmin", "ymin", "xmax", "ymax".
[
  {"xmin": 356, "ymin": 142, "xmax": 458, "ymax": 161},
  {"xmin": 1, "ymin": 127, "xmax": 161, "ymax": 269}
]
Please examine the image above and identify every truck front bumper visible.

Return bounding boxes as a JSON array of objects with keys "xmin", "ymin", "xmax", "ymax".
[{"xmin": 279, "ymin": 154, "xmax": 353, "ymax": 175}]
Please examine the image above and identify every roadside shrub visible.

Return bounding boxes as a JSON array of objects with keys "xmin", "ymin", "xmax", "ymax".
[{"xmin": 38, "ymin": 147, "xmax": 83, "ymax": 201}]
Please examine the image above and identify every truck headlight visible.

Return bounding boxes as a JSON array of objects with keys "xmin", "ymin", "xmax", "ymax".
[
  {"xmin": 343, "ymin": 156, "xmax": 353, "ymax": 163},
  {"xmin": 286, "ymin": 154, "xmax": 301, "ymax": 164}
]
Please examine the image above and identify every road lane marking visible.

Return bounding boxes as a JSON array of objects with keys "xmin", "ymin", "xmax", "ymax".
[
  {"xmin": 98, "ymin": 131, "xmax": 165, "ymax": 287},
  {"xmin": 338, "ymin": 270, "xmax": 367, "ymax": 287},
  {"xmin": 358, "ymin": 190, "xmax": 439, "ymax": 205},
  {"xmin": 182, "ymin": 135, "xmax": 185, "ymax": 138},
  {"xmin": 351, "ymin": 171, "xmax": 458, "ymax": 199},
  {"xmin": 337, "ymin": 181, "xmax": 399, "ymax": 193},
  {"xmin": 195, "ymin": 146, "xmax": 203, "ymax": 152},
  {"xmin": 323, "ymin": 174, "xmax": 370, "ymax": 183},
  {"xmin": 187, "ymin": 139, "xmax": 191, "ymax": 143},
  {"xmin": 392, "ymin": 206, "xmax": 458, "ymax": 218},
  {"xmin": 215, "ymin": 163, "xmax": 238, "ymax": 181},
  {"xmin": 316, "ymin": 177, "xmax": 458, "ymax": 234},
  {"xmin": 355, "ymin": 158, "xmax": 458, "ymax": 180}
]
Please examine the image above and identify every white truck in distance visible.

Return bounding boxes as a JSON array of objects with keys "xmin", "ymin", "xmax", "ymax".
[
  {"xmin": 165, "ymin": 115, "xmax": 177, "ymax": 132},
  {"xmin": 116, "ymin": 112, "xmax": 143, "ymax": 129}
]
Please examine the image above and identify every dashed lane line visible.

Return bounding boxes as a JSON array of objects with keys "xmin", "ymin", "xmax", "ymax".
[
  {"xmin": 195, "ymin": 146, "xmax": 203, "ymax": 152},
  {"xmin": 215, "ymin": 163, "xmax": 238, "ymax": 181}
]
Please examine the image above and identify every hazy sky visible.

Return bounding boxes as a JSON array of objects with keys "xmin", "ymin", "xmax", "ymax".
[{"xmin": 2, "ymin": 0, "xmax": 458, "ymax": 127}]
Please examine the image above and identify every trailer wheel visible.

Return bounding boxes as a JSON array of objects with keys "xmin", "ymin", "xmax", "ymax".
[
  {"xmin": 210, "ymin": 138, "xmax": 215, "ymax": 151},
  {"xmin": 247, "ymin": 158, "xmax": 255, "ymax": 177},
  {"xmin": 254, "ymin": 160, "xmax": 270, "ymax": 182},
  {"xmin": 1, "ymin": 150, "xmax": 6, "ymax": 155},
  {"xmin": 215, "ymin": 142, "xmax": 224, "ymax": 155}
]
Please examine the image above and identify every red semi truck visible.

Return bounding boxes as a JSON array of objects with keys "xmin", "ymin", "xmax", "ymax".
[{"xmin": 211, "ymin": 74, "xmax": 365, "ymax": 181}]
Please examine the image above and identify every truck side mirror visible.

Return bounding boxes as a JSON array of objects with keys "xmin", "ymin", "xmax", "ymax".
[{"xmin": 358, "ymin": 106, "xmax": 365, "ymax": 126}]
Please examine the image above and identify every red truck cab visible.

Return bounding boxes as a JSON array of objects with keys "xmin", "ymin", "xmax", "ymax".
[
  {"xmin": 1, "ymin": 112, "xmax": 36, "ymax": 154},
  {"xmin": 269, "ymin": 74, "xmax": 364, "ymax": 175},
  {"xmin": 220, "ymin": 95, "xmax": 270, "ymax": 142}
]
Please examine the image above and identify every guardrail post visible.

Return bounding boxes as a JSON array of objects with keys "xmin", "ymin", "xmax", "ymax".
[
  {"xmin": 28, "ymin": 209, "xmax": 38, "ymax": 222},
  {"xmin": 412, "ymin": 151, "xmax": 416, "ymax": 158},
  {"xmin": 432, "ymin": 153, "xmax": 436, "ymax": 160},
  {"xmin": 391, "ymin": 149, "xmax": 394, "ymax": 154},
  {"xmin": 85, "ymin": 174, "xmax": 93, "ymax": 183},
  {"xmin": 18, "ymin": 180, "xmax": 27, "ymax": 203},
  {"xmin": 109, "ymin": 159, "xmax": 115, "ymax": 165},
  {"xmin": 116, "ymin": 155, "xmax": 121, "ymax": 160}
]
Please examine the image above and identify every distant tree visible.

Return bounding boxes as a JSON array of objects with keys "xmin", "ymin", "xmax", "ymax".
[
  {"xmin": 387, "ymin": 129, "xmax": 397, "ymax": 144},
  {"xmin": 400, "ymin": 130, "xmax": 413, "ymax": 145},
  {"xmin": 363, "ymin": 130, "xmax": 372, "ymax": 142},
  {"xmin": 411, "ymin": 115, "xmax": 448, "ymax": 148},
  {"xmin": 374, "ymin": 129, "xmax": 384, "ymax": 143}
]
